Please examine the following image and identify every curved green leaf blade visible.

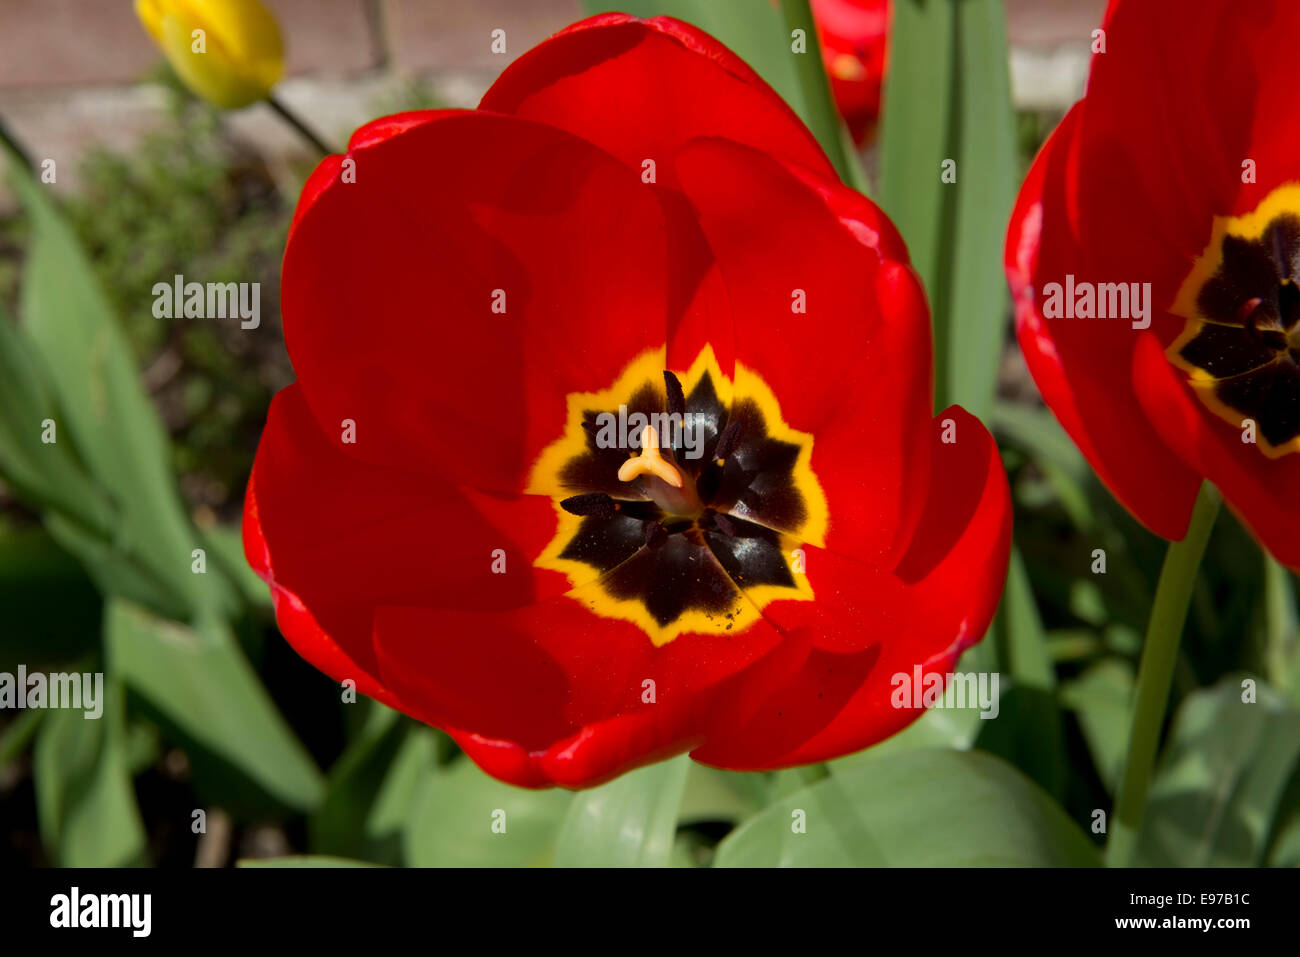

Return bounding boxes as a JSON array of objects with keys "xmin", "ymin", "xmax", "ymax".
[
  {"xmin": 554, "ymin": 756, "xmax": 690, "ymax": 866},
  {"xmin": 404, "ymin": 757, "xmax": 572, "ymax": 867},
  {"xmin": 105, "ymin": 600, "xmax": 324, "ymax": 813},
  {"xmin": 976, "ymin": 547, "xmax": 1067, "ymax": 799},
  {"xmin": 716, "ymin": 749, "xmax": 1100, "ymax": 866},
  {"xmin": 0, "ymin": 307, "xmax": 116, "ymax": 536},
  {"xmin": 7, "ymin": 156, "xmax": 232, "ymax": 618},
  {"xmin": 1136, "ymin": 675, "xmax": 1300, "ymax": 867},
  {"xmin": 33, "ymin": 678, "xmax": 148, "ymax": 867},
  {"xmin": 880, "ymin": 0, "xmax": 1016, "ymax": 418},
  {"xmin": 312, "ymin": 709, "xmax": 437, "ymax": 865}
]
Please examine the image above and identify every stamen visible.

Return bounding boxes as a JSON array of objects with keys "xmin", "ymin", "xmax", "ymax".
[
  {"xmin": 664, "ymin": 370, "xmax": 686, "ymax": 419},
  {"xmin": 714, "ymin": 420, "xmax": 743, "ymax": 464},
  {"xmin": 617, "ymin": 425, "xmax": 683, "ymax": 488},
  {"xmin": 561, "ymin": 492, "xmax": 621, "ymax": 518}
]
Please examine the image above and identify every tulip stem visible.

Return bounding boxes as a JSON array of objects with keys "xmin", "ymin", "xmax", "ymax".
[
  {"xmin": 266, "ymin": 94, "xmax": 336, "ymax": 157},
  {"xmin": 778, "ymin": 0, "xmax": 861, "ymax": 187},
  {"xmin": 1106, "ymin": 481, "xmax": 1220, "ymax": 867}
]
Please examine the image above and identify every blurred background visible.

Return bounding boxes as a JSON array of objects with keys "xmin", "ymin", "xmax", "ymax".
[{"xmin": 3, "ymin": 0, "xmax": 1297, "ymax": 870}]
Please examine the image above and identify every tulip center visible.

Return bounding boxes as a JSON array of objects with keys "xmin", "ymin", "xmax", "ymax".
[
  {"xmin": 527, "ymin": 346, "xmax": 827, "ymax": 646},
  {"xmin": 1169, "ymin": 186, "xmax": 1300, "ymax": 456},
  {"xmin": 615, "ymin": 423, "xmax": 704, "ymax": 518}
]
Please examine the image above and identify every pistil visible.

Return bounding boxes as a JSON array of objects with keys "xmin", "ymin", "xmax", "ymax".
[{"xmin": 618, "ymin": 425, "xmax": 703, "ymax": 517}]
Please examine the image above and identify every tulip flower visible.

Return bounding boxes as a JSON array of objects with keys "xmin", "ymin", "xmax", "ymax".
[
  {"xmin": 811, "ymin": 0, "xmax": 889, "ymax": 144},
  {"xmin": 244, "ymin": 14, "xmax": 1011, "ymax": 788},
  {"xmin": 135, "ymin": 0, "xmax": 284, "ymax": 110},
  {"xmin": 1006, "ymin": 0, "xmax": 1300, "ymax": 570},
  {"xmin": 1005, "ymin": 0, "xmax": 1300, "ymax": 865}
]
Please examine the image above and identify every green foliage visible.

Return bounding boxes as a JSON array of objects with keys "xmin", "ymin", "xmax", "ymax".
[
  {"xmin": 1136, "ymin": 675, "xmax": 1300, "ymax": 867},
  {"xmin": 0, "ymin": 0, "xmax": 1296, "ymax": 871},
  {"xmin": 554, "ymin": 756, "xmax": 690, "ymax": 866},
  {"xmin": 106, "ymin": 600, "xmax": 324, "ymax": 815},
  {"xmin": 34, "ymin": 679, "xmax": 148, "ymax": 867},
  {"xmin": 404, "ymin": 757, "xmax": 573, "ymax": 867},
  {"xmin": 880, "ymin": 0, "xmax": 1017, "ymax": 419},
  {"xmin": 715, "ymin": 750, "xmax": 1100, "ymax": 867}
]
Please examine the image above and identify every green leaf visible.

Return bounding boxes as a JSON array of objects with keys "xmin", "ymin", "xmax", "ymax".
[
  {"xmin": 43, "ymin": 511, "xmax": 192, "ymax": 621},
  {"xmin": 0, "ymin": 306, "xmax": 116, "ymax": 536},
  {"xmin": 404, "ymin": 756, "xmax": 572, "ymax": 867},
  {"xmin": 879, "ymin": 0, "xmax": 954, "ymax": 301},
  {"xmin": 774, "ymin": 0, "xmax": 858, "ymax": 183},
  {"xmin": 311, "ymin": 707, "xmax": 438, "ymax": 865},
  {"xmin": 0, "ymin": 526, "xmax": 101, "ymax": 673},
  {"xmin": 0, "ymin": 708, "xmax": 44, "ymax": 771},
  {"xmin": 1263, "ymin": 557, "xmax": 1300, "ymax": 705},
  {"xmin": 33, "ymin": 678, "xmax": 148, "ymax": 867},
  {"xmin": 1059, "ymin": 658, "xmax": 1135, "ymax": 794},
  {"xmin": 975, "ymin": 547, "xmax": 1067, "ymax": 799},
  {"xmin": 105, "ymin": 599, "xmax": 324, "ymax": 814},
  {"xmin": 992, "ymin": 400, "xmax": 1089, "ymax": 484},
  {"xmin": 7, "ymin": 156, "xmax": 228, "ymax": 618},
  {"xmin": 1266, "ymin": 767, "xmax": 1300, "ymax": 867},
  {"xmin": 716, "ymin": 749, "xmax": 1100, "ymax": 866},
  {"xmin": 879, "ymin": 0, "xmax": 1017, "ymax": 418},
  {"xmin": 993, "ymin": 399, "xmax": 1097, "ymax": 532},
  {"xmin": 202, "ymin": 522, "xmax": 272, "ymax": 614},
  {"xmin": 1135, "ymin": 675, "xmax": 1300, "ymax": 867},
  {"xmin": 677, "ymin": 763, "xmax": 764, "ymax": 825},
  {"xmin": 554, "ymin": 756, "xmax": 690, "ymax": 866}
]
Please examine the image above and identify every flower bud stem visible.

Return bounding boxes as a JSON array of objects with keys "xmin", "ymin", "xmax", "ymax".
[
  {"xmin": 1107, "ymin": 481, "xmax": 1221, "ymax": 867},
  {"xmin": 266, "ymin": 94, "xmax": 336, "ymax": 157}
]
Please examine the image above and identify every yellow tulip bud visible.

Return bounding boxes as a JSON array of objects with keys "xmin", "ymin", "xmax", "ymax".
[{"xmin": 135, "ymin": 0, "xmax": 284, "ymax": 109}]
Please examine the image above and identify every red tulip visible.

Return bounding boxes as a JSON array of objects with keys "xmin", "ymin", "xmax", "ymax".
[
  {"xmin": 1006, "ymin": 0, "xmax": 1300, "ymax": 568},
  {"xmin": 244, "ymin": 14, "xmax": 1011, "ymax": 788},
  {"xmin": 811, "ymin": 0, "xmax": 889, "ymax": 145}
]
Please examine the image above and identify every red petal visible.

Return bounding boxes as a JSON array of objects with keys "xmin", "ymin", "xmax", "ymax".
[
  {"xmin": 480, "ymin": 13, "xmax": 835, "ymax": 187},
  {"xmin": 675, "ymin": 137, "xmax": 933, "ymax": 562},
  {"xmin": 691, "ymin": 406, "xmax": 1011, "ymax": 768},
  {"xmin": 1077, "ymin": 0, "xmax": 1298, "ymax": 257},
  {"xmin": 1133, "ymin": 334, "xmax": 1300, "ymax": 570},
  {"xmin": 369, "ymin": 595, "xmax": 787, "ymax": 788},
  {"xmin": 282, "ymin": 109, "xmax": 674, "ymax": 495},
  {"xmin": 1005, "ymin": 102, "xmax": 1201, "ymax": 540},
  {"xmin": 243, "ymin": 384, "xmax": 570, "ymax": 690}
]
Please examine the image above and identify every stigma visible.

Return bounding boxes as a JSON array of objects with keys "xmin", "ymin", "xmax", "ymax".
[{"xmin": 617, "ymin": 425, "xmax": 703, "ymax": 517}]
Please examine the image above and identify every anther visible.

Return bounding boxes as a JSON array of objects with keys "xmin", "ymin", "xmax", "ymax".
[
  {"xmin": 664, "ymin": 370, "xmax": 686, "ymax": 419},
  {"xmin": 714, "ymin": 420, "xmax": 743, "ymax": 463},
  {"xmin": 561, "ymin": 492, "xmax": 621, "ymax": 518}
]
